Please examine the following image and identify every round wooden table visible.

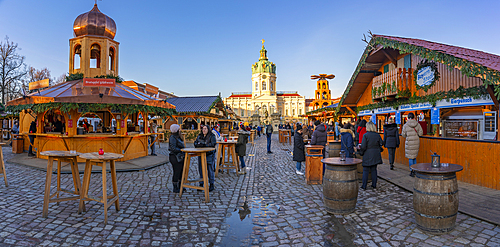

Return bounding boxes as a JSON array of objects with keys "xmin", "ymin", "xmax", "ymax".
[
  {"xmin": 215, "ymin": 141, "xmax": 240, "ymax": 176},
  {"xmin": 78, "ymin": 152, "xmax": 124, "ymax": 224},
  {"xmin": 411, "ymin": 163, "xmax": 463, "ymax": 234},
  {"xmin": 0, "ymin": 142, "xmax": 7, "ymax": 187},
  {"xmin": 321, "ymin": 157, "xmax": 362, "ymax": 214},
  {"xmin": 180, "ymin": 148, "xmax": 216, "ymax": 202},
  {"xmin": 39, "ymin": 150, "xmax": 82, "ymax": 217}
]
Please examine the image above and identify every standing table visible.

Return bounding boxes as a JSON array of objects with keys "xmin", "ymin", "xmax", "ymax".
[
  {"xmin": 321, "ymin": 157, "xmax": 362, "ymax": 214},
  {"xmin": 411, "ymin": 163, "xmax": 463, "ymax": 233},
  {"xmin": 179, "ymin": 148, "xmax": 216, "ymax": 202},
  {"xmin": 39, "ymin": 150, "xmax": 82, "ymax": 217},
  {"xmin": 215, "ymin": 140, "xmax": 239, "ymax": 176},
  {"xmin": 0, "ymin": 142, "xmax": 7, "ymax": 186},
  {"xmin": 78, "ymin": 152, "xmax": 124, "ymax": 224}
]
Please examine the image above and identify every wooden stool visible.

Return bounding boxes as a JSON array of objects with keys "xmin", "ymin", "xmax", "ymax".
[
  {"xmin": 0, "ymin": 143, "xmax": 7, "ymax": 186},
  {"xmin": 179, "ymin": 147, "xmax": 215, "ymax": 203},
  {"xmin": 39, "ymin": 151, "xmax": 82, "ymax": 217},
  {"xmin": 215, "ymin": 141, "xmax": 240, "ymax": 176},
  {"xmin": 78, "ymin": 152, "xmax": 123, "ymax": 224}
]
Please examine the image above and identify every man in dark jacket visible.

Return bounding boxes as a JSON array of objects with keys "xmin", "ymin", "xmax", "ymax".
[
  {"xmin": 266, "ymin": 122, "xmax": 273, "ymax": 154},
  {"xmin": 28, "ymin": 118, "xmax": 37, "ymax": 156},
  {"xmin": 293, "ymin": 124, "xmax": 305, "ymax": 175},
  {"xmin": 383, "ymin": 119, "xmax": 400, "ymax": 170}
]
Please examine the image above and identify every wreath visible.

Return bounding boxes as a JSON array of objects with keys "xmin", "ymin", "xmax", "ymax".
[{"xmin": 414, "ymin": 59, "xmax": 440, "ymax": 92}]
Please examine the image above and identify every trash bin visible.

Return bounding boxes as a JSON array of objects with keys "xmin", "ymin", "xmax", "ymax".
[
  {"xmin": 305, "ymin": 145, "xmax": 324, "ymax": 185},
  {"xmin": 12, "ymin": 135, "xmax": 23, "ymax": 154}
]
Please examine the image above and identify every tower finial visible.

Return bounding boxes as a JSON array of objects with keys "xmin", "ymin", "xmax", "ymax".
[{"xmin": 261, "ymin": 39, "xmax": 265, "ymax": 46}]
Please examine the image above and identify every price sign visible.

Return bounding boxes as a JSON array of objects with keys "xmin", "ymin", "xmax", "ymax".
[{"xmin": 395, "ymin": 111, "xmax": 401, "ymax": 125}]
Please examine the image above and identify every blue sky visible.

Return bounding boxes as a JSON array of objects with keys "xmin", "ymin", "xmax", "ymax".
[{"xmin": 0, "ymin": 0, "xmax": 499, "ymax": 99}]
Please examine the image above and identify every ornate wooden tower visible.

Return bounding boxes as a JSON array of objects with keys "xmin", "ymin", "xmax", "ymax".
[
  {"xmin": 69, "ymin": 4, "xmax": 119, "ymax": 78},
  {"xmin": 311, "ymin": 74, "xmax": 335, "ymax": 110}
]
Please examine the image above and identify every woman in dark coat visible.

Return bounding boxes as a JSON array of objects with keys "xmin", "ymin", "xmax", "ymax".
[
  {"xmin": 359, "ymin": 122, "xmax": 383, "ymax": 189},
  {"xmin": 383, "ymin": 119, "xmax": 400, "ymax": 170},
  {"xmin": 340, "ymin": 123, "xmax": 355, "ymax": 158},
  {"xmin": 194, "ymin": 125, "xmax": 217, "ymax": 191},
  {"xmin": 168, "ymin": 124, "xmax": 185, "ymax": 193},
  {"xmin": 236, "ymin": 125, "xmax": 250, "ymax": 174},
  {"xmin": 293, "ymin": 124, "xmax": 305, "ymax": 175}
]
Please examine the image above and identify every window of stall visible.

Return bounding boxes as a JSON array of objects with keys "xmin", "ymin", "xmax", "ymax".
[{"xmin": 42, "ymin": 109, "xmax": 66, "ymax": 134}]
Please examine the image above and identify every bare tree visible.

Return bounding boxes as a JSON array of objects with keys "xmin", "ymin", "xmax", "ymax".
[
  {"xmin": 0, "ymin": 36, "xmax": 26, "ymax": 104},
  {"xmin": 27, "ymin": 66, "xmax": 51, "ymax": 83},
  {"xmin": 53, "ymin": 73, "xmax": 66, "ymax": 85}
]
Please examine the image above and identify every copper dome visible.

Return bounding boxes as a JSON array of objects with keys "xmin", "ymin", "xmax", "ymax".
[{"xmin": 73, "ymin": 4, "xmax": 116, "ymax": 39}]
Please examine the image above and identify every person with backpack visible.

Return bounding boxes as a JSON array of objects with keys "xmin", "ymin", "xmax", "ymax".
[
  {"xmin": 340, "ymin": 122, "xmax": 355, "ymax": 158},
  {"xmin": 265, "ymin": 122, "xmax": 273, "ymax": 154}
]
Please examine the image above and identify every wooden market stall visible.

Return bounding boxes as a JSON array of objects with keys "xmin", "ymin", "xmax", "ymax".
[
  {"xmin": 163, "ymin": 95, "xmax": 228, "ymax": 142},
  {"xmin": 336, "ymin": 34, "xmax": 500, "ymax": 189},
  {"xmin": 6, "ymin": 78, "xmax": 175, "ymax": 161}
]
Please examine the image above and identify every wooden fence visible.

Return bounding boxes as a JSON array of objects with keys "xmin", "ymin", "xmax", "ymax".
[{"xmin": 380, "ymin": 135, "xmax": 500, "ymax": 190}]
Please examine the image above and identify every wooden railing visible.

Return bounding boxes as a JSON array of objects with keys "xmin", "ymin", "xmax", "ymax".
[{"xmin": 372, "ymin": 68, "xmax": 413, "ymax": 99}]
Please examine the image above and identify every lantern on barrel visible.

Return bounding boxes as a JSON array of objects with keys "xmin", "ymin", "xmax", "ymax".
[{"xmin": 431, "ymin": 152, "xmax": 440, "ymax": 168}]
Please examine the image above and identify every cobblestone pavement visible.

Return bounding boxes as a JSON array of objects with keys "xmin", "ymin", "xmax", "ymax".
[{"xmin": 0, "ymin": 135, "xmax": 499, "ymax": 246}]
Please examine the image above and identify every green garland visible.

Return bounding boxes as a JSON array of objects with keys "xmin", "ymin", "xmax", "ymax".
[
  {"xmin": 357, "ymin": 85, "xmax": 489, "ymax": 113},
  {"xmin": 414, "ymin": 60, "xmax": 440, "ymax": 92},
  {"xmin": 6, "ymin": 102, "xmax": 176, "ymax": 117},
  {"xmin": 336, "ymin": 35, "xmax": 500, "ymax": 113},
  {"xmin": 65, "ymin": 73, "xmax": 124, "ymax": 83}
]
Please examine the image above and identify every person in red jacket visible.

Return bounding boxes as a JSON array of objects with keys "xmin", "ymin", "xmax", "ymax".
[{"xmin": 357, "ymin": 119, "xmax": 367, "ymax": 145}]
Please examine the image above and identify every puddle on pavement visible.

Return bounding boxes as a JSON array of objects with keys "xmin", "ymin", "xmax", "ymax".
[
  {"xmin": 219, "ymin": 196, "xmax": 278, "ymax": 246},
  {"xmin": 323, "ymin": 215, "xmax": 356, "ymax": 247}
]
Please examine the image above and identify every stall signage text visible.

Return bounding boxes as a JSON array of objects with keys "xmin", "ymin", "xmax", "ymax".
[
  {"xmin": 436, "ymin": 97, "xmax": 493, "ymax": 108},
  {"xmin": 145, "ymin": 83, "xmax": 159, "ymax": 95},
  {"xmin": 83, "ymin": 78, "xmax": 116, "ymax": 87},
  {"xmin": 416, "ymin": 66, "xmax": 434, "ymax": 87},
  {"xmin": 399, "ymin": 103, "xmax": 432, "ymax": 111},
  {"xmin": 68, "ymin": 119, "xmax": 73, "ymax": 128},
  {"xmin": 358, "ymin": 110, "xmax": 372, "ymax": 116},
  {"xmin": 29, "ymin": 79, "xmax": 49, "ymax": 90}
]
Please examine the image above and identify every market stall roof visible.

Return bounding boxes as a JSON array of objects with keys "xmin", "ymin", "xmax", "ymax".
[
  {"xmin": 166, "ymin": 96, "xmax": 224, "ymax": 114},
  {"xmin": 338, "ymin": 34, "xmax": 500, "ymax": 108},
  {"xmin": 6, "ymin": 79, "xmax": 175, "ymax": 109}
]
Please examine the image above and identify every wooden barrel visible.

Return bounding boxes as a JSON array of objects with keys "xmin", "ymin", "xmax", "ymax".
[
  {"xmin": 328, "ymin": 141, "xmax": 341, "ymax": 157},
  {"xmin": 413, "ymin": 171, "xmax": 459, "ymax": 233},
  {"xmin": 323, "ymin": 162, "xmax": 359, "ymax": 214},
  {"xmin": 327, "ymin": 131, "xmax": 335, "ymax": 142},
  {"xmin": 356, "ymin": 160, "xmax": 371, "ymax": 182}
]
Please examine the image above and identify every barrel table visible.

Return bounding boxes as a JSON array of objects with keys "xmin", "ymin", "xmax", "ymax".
[
  {"xmin": 321, "ymin": 158, "xmax": 362, "ymax": 214},
  {"xmin": 327, "ymin": 140, "xmax": 341, "ymax": 158},
  {"xmin": 410, "ymin": 163, "xmax": 463, "ymax": 234}
]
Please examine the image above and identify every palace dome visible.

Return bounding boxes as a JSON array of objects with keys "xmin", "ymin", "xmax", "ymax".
[{"xmin": 73, "ymin": 4, "xmax": 116, "ymax": 39}]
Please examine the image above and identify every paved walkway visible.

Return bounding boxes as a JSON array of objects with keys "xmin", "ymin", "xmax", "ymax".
[
  {"xmin": 378, "ymin": 158, "xmax": 500, "ymax": 226},
  {"xmin": 0, "ymin": 134, "xmax": 499, "ymax": 246}
]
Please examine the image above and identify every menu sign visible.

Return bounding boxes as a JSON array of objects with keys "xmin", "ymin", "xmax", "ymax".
[
  {"xmin": 443, "ymin": 121, "xmax": 478, "ymax": 139},
  {"xmin": 29, "ymin": 79, "xmax": 49, "ymax": 90},
  {"xmin": 431, "ymin": 107, "xmax": 440, "ymax": 125},
  {"xmin": 83, "ymin": 78, "xmax": 116, "ymax": 87}
]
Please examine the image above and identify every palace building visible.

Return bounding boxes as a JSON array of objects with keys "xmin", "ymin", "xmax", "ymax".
[{"xmin": 224, "ymin": 41, "xmax": 306, "ymax": 125}]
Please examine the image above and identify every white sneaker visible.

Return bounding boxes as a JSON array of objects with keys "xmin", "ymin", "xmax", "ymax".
[{"xmin": 296, "ymin": 170, "xmax": 304, "ymax": 175}]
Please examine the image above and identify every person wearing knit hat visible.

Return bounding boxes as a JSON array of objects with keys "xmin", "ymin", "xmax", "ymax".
[{"xmin": 168, "ymin": 124, "xmax": 185, "ymax": 193}]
